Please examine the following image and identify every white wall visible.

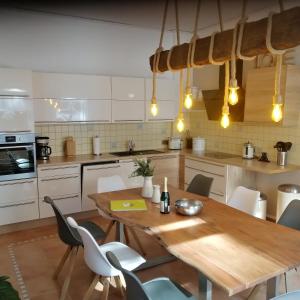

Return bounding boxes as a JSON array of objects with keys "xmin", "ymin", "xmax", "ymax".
[{"xmin": 0, "ymin": 8, "xmax": 174, "ymax": 77}]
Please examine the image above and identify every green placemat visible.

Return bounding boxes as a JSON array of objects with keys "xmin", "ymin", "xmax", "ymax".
[{"xmin": 110, "ymin": 199, "xmax": 147, "ymax": 211}]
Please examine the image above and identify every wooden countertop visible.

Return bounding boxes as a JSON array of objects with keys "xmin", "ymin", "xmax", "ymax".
[
  {"xmin": 181, "ymin": 149, "xmax": 300, "ymax": 175},
  {"xmin": 38, "ymin": 148, "xmax": 300, "ymax": 175},
  {"xmin": 89, "ymin": 187, "xmax": 300, "ymax": 296}
]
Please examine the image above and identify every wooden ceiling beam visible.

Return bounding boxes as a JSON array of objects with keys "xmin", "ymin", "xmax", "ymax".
[{"xmin": 149, "ymin": 7, "xmax": 300, "ymax": 72}]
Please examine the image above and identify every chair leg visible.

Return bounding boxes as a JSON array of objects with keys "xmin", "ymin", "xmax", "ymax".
[
  {"xmin": 115, "ymin": 275, "xmax": 125, "ymax": 297},
  {"xmin": 102, "ymin": 221, "xmax": 116, "ymax": 244},
  {"xmin": 128, "ymin": 227, "xmax": 147, "ymax": 257},
  {"xmin": 101, "ymin": 277, "xmax": 110, "ymax": 300},
  {"xmin": 83, "ymin": 274, "xmax": 100, "ymax": 300},
  {"xmin": 284, "ymin": 272, "xmax": 288, "ymax": 293},
  {"xmin": 53, "ymin": 245, "xmax": 72, "ymax": 280},
  {"xmin": 124, "ymin": 226, "xmax": 130, "ymax": 245},
  {"xmin": 60, "ymin": 246, "xmax": 78, "ymax": 300}
]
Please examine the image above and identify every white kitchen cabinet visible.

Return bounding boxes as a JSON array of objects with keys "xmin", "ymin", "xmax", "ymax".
[
  {"xmin": 0, "ymin": 178, "xmax": 39, "ymax": 225},
  {"xmin": 146, "ymin": 100, "xmax": 177, "ymax": 121},
  {"xmin": 111, "ymin": 77, "xmax": 144, "ymax": 101},
  {"xmin": 38, "ymin": 164, "xmax": 81, "ymax": 218},
  {"xmin": 0, "ymin": 97, "xmax": 34, "ymax": 132},
  {"xmin": 71, "ymin": 100, "xmax": 111, "ymax": 122},
  {"xmin": 32, "ymin": 72, "xmax": 111, "ymax": 100},
  {"xmin": 112, "ymin": 100, "xmax": 144, "ymax": 122},
  {"xmin": 145, "ymin": 78, "xmax": 178, "ymax": 101},
  {"xmin": 34, "ymin": 99, "xmax": 111, "ymax": 123},
  {"xmin": 0, "ymin": 68, "xmax": 32, "ymax": 97}
]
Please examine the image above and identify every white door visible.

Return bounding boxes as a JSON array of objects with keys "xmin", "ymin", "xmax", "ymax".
[
  {"xmin": 112, "ymin": 100, "xmax": 144, "ymax": 122},
  {"xmin": 0, "ymin": 97, "xmax": 34, "ymax": 132},
  {"xmin": 111, "ymin": 77, "xmax": 145, "ymax": 100}
]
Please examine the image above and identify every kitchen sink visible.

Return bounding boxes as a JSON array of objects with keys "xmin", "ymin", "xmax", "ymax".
[{"xmin": 110, "ymin": 149, "xmax": 165, "ymax": 157}]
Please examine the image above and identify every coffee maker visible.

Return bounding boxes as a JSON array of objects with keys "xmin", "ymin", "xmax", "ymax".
[{"xmin": 36, "ymin": 136, "xmax": 52, "ymax": 160}]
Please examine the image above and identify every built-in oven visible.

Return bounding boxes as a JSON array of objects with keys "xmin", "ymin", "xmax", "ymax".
[{"xmin": 0, "ymin": 133, "xmax": 37, "ymax": 181}]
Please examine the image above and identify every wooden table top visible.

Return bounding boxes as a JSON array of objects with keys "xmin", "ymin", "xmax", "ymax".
[{"xmin": 89, "ymin": 187, "xmax": 300, "ymax": 296}]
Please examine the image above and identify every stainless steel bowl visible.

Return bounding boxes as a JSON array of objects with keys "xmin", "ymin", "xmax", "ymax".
[{"xmin": 175, "ymin": 199, "xmax": 203, "ymax": 216}]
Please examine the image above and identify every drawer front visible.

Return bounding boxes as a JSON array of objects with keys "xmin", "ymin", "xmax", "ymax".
[
  {"xmin": 185, "ymin": 167, "xmax": 225, "ymax": 196},
  {"xmin": 38, "ymin": 174, "xmax": 80, "ymax": 198},
  {"xmin": 39, "ymin": 194, "xmax": 81, "ymax": 218},
  {"xmin": 0, "ymin": 179, "xmax": 38, "ymax": 206},
  {"xmin": 0, "ymin": 200, "xmax": 39, "ymax": 226},
  {"xmin": 185, "ymin": 158, "xmax": 225, "ymax": 176},
  {"xmin": 38, "ymin": 164, "xmax": 80, "ymax": 178}
]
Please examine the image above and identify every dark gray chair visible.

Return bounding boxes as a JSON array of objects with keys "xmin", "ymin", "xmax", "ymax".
[
  {"xmin": 277, "ymin": 200, "xmax": 300, "ymax": 293},
  {"xmin": 106, "ymin": 251, "xmax": 196, "ymax": 300},
  {"xmin": 44, "ymin": 196, "xmax": 106, "ymax": 300},
  {"xmin": 186, "ymin": 174, "xmax": 213, "ymax": 197}
]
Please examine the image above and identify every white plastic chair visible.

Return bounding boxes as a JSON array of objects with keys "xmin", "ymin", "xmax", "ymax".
[
  {"xmin": 67, "ymin": 217, "xmax": 145, "ymax": 300},
  {"xmin": 228, "ymin": 186, "xmax": 267, "ymax": 219},
  {"xmin": 98, "ymin": 175, "xmax": 146, "ymax": 256}
]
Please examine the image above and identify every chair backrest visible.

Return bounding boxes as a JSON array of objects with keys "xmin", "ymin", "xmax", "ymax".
[
  {"xmin": 278, "ymin": 200, "xmax": 300, "ymax": 231},
  {"xmin": 106, "ymin": 251, "xmax": 150, "ymax": 300},
  {"xmin": 67, "ymin": 217, "xmax": 118, "ymax": 277},
  {"xmin": 228, "ymin": 186, "xmax": 260, "ymax": 216},
  {"xmin": 186, "ymin": 174, "xmax": 213, "ymax": 197},
  {"xmin": 44, "ymin": 196, "xmax": 82, "ymax": 246},
  {"xmin": 97, "ymin": 175, "xmax": 126, "ymax": 193}
]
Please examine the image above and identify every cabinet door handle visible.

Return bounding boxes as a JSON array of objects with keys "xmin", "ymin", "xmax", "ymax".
[
  {"xmin": 40, "ymin": 165, "xmax": 78, "ymax": 171},
  {"xmin": 0, "ymin": 200, "xmax": 35, "ymax": 208},
  {"xmin": 114, "ymin": 119, "xmax": 143, "ymax": 122},
  {"xmin": 40, "ymin": 175, "xmax": 79, "ymax": 182},
  {"xmin": 86, "ymin": 165, "xmax": 121, "ymax": 171},
  {"xmin": 47, "ymin": 195, "xmax": 79, "ymax": 202},
  {"xmin": 0, "ymin": 179, "xmax": 35, "ymax": 187}
]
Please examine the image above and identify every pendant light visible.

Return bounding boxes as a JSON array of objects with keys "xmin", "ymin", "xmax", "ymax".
[
  {"xmin": 266, "ymin": 1, "xmax": 286, "ymax": 123},
  {"xmin": 150, "ymin": 0, "xmax": 169, "ymax": 117},
  {"xmin": 221, "ymin": 61, "xmax": 230, "ymax": 128},
  {"xmin": 184, "ymin": 0, "xmax": 202, "ymax": 110}
]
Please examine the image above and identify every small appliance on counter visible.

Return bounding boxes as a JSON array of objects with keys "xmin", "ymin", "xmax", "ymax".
[
  {"xmin": 242, "ymin": 141, "xmax": 255, "ymax": 159},
  {"xmin": 193, "ymin": 137, "xmax": 205, "ymax": 153},
  {"xmin": 36, "ymin": 136, "xmax": 52, "ymax": 160},
  {"xmin": 168, "ymin": 137, "xmax": 182, "ymax": 150},
  {"xmin": 274, "ymin": 141, "xmax": 292, "ymax": 166}
]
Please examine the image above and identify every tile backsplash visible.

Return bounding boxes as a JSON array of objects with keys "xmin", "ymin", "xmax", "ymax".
[
  {"xmin": 187, "ymin": 111, "xmax": 300, "ymax": 165},
  {"xmin": 35, "ymin": 122, "xmax": 172, "ymax": 156}
]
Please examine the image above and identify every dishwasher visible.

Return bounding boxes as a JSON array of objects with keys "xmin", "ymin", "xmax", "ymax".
[{"xmin": 81, "ymin": 160, "xmax": 121, "ymax": 211}]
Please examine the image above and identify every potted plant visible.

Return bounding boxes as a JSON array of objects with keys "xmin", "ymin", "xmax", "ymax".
[
  {"xmin": 131, "ymin": 159, "xmax": 154, "ymax": 198},
  {"xmin": 0, "ymin": 276, "xmax": 20, "ymax": 300}
]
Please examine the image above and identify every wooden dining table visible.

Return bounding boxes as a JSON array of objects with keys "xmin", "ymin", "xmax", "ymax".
[{"xmin": 89, "ymin": 186, "xmax": 300, "ymax": 300}]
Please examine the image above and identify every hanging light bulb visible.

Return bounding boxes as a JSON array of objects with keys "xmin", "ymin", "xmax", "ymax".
[
  {"xmin": 272, "ymin": 95, "xmax": 283, "ymax": 122},
  {"xmin": 184, "ymin": 87, "xmax": 193, "ymax": 109},
  {"xmin": 228, "ymin": 78, "xmax": 239, "ymax": 106},
  {"xmin": 150, "ymin": 96, "xmax": 158, "ymax": 117},
  {"xmin": 220, "ymin": 104, "xmax": 230, "ymax": 129},
  {"xmin": 176, "ymin": 112, "xmax": 185, "ymax": 133}
]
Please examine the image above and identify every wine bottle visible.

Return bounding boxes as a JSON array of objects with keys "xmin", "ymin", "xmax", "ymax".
[{"xmin": 160, "ymin": 177, "xmax": 170, "ymax": 214}]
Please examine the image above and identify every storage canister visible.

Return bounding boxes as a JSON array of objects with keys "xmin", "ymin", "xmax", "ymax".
[{"xmin": 193, "ymin": 137, "xmax": 205, "ymax": 152}]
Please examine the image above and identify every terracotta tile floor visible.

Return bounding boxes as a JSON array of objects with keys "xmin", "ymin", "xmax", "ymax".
[{"xmin": 1, "ymin": 216, "xmax": 299, "ymax": 300}]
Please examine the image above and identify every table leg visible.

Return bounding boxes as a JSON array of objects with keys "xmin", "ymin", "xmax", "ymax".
[
  {"xmin": 198, "ymin": 271, "xmax": 212, "ymax": 300},
  {"xmin": 267, "ymin": 276, "xmax": 280, "ymax": 299},
  {"xmin": 116, "ymin": 222, "xmax": 125, "ymax": 243}
]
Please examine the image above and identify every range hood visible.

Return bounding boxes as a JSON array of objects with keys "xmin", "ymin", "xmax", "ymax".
[{"xmin": 203, "ymin": 60, "xmax": 245, "ymax": 122}]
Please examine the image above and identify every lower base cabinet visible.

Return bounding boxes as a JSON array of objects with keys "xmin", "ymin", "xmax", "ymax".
[
  {"xmin": 38, "ymin": 164, "xmax": 81, "ymax": 218},
  {"xmin": 0, "ymin": 179, "xmax": 39, "ymax": 226}
]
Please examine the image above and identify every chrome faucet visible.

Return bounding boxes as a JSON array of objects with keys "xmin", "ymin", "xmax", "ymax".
[{"xmin": 128, "ymin": 139, "xmax": 135, "ymax": 153}]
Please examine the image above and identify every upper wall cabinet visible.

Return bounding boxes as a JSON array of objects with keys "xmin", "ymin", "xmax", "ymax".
[
  {"xmin": 145, "ymin": 78, "xmax": 178, "ymax": 101},
  {"xmin": 111, "ymin": 77, "xmax": 144, "ymax": 101},
  {"xmin": 32, "ymin": 72, "xmax": 111, "ymax": 100},
  {"xmin": 244, "ymin": 65, "xmax": 300, "ymax": 126},
  {"xmin": 0, "ymin": 68, "xmax": 32, "ymax": 97}
]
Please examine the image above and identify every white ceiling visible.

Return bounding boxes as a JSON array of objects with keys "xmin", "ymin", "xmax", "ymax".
[{"xmin": 1, "ymin": 0, "xmax": 295, "ymax": 32}]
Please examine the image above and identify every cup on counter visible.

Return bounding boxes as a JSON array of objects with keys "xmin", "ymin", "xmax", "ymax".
[{"xmin": 152, "ymin": 185, "xmax": 161, "ymax": 204}]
